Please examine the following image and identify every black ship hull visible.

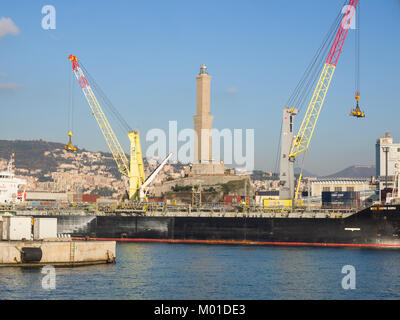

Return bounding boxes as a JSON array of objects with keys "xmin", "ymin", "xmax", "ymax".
[{"xmin": 54, "ymin": 205, "xmax": 400, "ymax": 248}]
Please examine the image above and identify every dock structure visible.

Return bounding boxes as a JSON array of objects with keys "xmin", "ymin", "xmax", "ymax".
[
  {"xmin": 0, "ymin": 239, "xmax": 116, "ymax": 267},
  {"xmin": 0, "ymin": 215, "xmax": 116, "ymax": 267}
]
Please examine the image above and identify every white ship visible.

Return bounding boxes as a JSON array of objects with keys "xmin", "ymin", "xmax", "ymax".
[{"xmin": 0, "ymin": 153, "xmax": 26, "ymax": 204}]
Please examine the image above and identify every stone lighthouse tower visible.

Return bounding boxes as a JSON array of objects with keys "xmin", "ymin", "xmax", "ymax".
[{"xmin": 193, "ymin": 64, "xmax": 213, "ymax": 164}]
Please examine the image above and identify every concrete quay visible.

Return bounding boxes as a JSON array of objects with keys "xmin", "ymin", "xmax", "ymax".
[{"xmin": 0, "ymin": 239, "xmax": 116, "ymax": 267}]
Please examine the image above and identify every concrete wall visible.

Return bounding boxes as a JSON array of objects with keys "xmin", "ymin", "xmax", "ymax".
[{"xmin": 0, "ymin": 240, "xmax": 115, "ymax": 266}]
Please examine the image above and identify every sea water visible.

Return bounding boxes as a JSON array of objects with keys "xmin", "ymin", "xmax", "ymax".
[{"xmin": 0, "ymin": 243, "xmax": 399, "ymax": 300}]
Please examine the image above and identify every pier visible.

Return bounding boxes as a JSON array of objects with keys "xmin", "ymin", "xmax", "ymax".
[{"xmin": 0, "ymin": 239, "xmax": 116, "ymax": 267}]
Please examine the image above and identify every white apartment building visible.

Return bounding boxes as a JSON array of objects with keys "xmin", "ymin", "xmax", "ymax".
[{"xmin": 376, "ymin": 131, "xmax": 400, "ymax": 189}]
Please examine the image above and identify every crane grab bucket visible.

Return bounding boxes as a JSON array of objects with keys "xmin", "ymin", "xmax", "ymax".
[
  {"xmin": 64, "ymin": 131, "xmax": 78, "ymax": 152},
  {"xmin": 350, "ymin": 93, "xmax": 365, "ymax": 118}
]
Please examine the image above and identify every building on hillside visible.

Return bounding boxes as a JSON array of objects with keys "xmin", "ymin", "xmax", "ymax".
[{"xmin": 376, "ymin": 131, "xmax": 400, "ymax": 190}]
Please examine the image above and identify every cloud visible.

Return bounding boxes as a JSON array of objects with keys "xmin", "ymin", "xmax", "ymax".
[
  {"xmin": 0, "ymin": 72, "xmax": 7, "ymax": 78},
  {"xmin": 0, "ymin": 17, "xmax": 19, "ymax": 38},
  {"xmin": 225, "ymin": 87, "xmax": 238, "ymax": 94},
  {"xmin": 0, "ymin": 82, "xmax": 23, "ymax": 91}
]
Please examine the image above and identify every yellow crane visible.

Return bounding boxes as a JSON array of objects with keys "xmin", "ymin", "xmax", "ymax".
[{"xmin": 67, "ymin": 55, "xmax": 171, "ymax": 201}]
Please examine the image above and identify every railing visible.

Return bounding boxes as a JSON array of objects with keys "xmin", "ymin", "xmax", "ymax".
[{"xmin": 5, "ymin": 201, "xmax": 367, "ymax": 219}]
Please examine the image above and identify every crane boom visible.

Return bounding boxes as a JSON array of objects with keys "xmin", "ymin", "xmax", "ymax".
[
  {"xmin": 279, "ymin": 0, "xmax": 359, "ymax": 201},
  {"xmin": 139, "ymin": 152, "xmax": 174, "ymax": 200},
  {"xmin": 68, "ymin": 55, "xmax": 146, "ymax": 200},
  {"xmin": 68, "ymin": 55, "xmax": 130, "ymax": 176}
]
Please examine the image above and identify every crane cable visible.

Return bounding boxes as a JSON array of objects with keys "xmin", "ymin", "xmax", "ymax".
[
  {"xmin": 285, "ymin": 2, "xmax": 346, "ymax": 112},
  {"xmin": 355, "ymin": 2, "xmax": 360, "ymax": 98},
  {"xmin": 79, "ymin": 62, "xmax": 133, "ymax": 134},
  {"xmin": 68, "ymin": 69, "xmax": 74, "ymax": 134}
]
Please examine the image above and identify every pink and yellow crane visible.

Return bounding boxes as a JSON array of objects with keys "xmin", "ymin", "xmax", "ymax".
[{"xmin": 279, "ymin": 0, "xmax": 361, "ymax": 203}]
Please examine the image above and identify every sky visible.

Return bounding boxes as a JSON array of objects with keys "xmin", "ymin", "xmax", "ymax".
[{"xmin": 0, "ymin": 0, "xmax": 399, "ymax": 176}]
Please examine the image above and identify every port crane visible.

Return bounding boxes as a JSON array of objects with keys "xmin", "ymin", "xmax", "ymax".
[
  {"xmin": 279, "ymin": 0, "xmax": 359, "ymax": 203},
  {"xmin": 68, "ymin": 55, "xmax": 172, "ymax": 202}
]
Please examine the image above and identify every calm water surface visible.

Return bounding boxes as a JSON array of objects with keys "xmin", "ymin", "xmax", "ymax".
[{"xmin": 1, "ymin": 243, "xmax": 400, "ymax": 299}]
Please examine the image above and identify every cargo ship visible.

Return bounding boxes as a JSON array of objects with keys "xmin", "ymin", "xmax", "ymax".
[{"xmin": 9, "ymin": 201, "xmax": 399, "ymax": 249}]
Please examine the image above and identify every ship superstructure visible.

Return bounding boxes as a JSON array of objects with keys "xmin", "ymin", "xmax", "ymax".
[{"xmin": 0, "ymin": 154, "xmax": 26, "ymax": 204}]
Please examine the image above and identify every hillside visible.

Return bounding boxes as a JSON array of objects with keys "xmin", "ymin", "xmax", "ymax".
[
  {"xmin": 0, "ymin": 139, "xmax": 130, "ymax": 196},
  {"xmin": 0, "ymin": 139, "xmax": 64, "ymax": 172},
  {"xmin": 0, "ymin": 139, "xmax": 182, "ymax": 196},
  {"xmin": 0, "ymin": 139, "xmax": 121, "ymax": 178},
  {"xmin": 294, "ymin": 167, "xmax": 317, "ymax": 177}
]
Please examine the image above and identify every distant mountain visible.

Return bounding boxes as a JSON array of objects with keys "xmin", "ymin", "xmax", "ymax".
[
  {"xmin": 286, "ymin": 165, "xmax": 376, "ymax": 179},
  {"xmin": 294, "ymin": 167, "xmax": 318, "ymax": 177},
  {"xmin": 322, "ymin": 165, "xmax": 375, "ymax": 179}
]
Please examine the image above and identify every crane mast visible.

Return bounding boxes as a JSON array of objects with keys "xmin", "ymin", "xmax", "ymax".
[
  {"xmin": 279, "ymin": 0, "xmax": 359, "ymax": 202},
  {"xmin": 68, "ymin": 55, "xmax": 145, "ymax": 201}
]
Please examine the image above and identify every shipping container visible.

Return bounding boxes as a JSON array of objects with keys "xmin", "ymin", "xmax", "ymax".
[
  {"xmin": 27, "ymin": 201, "xmax": 41, "ymax": 206},
  {"xmin": 322, "ymin": 198, "xmax": 362, "ymax": 209},
  {"xmin": 148, "ymin": 198, "xmax": 167, "ymax": 203},
  {"xmin": 322, "ymin": 191, "xmax": 361, "ymax": 207},
  {"xmin": 39, "ymin": 201, "xmax": 56, "ymax": 206},
  {"xmin": 322, "ymin": 191, "xmax": 360, "ymax": 201},
  {"xmin": 33, "ymin": 218, "xmax": 57, "ymax": 240},
  {"xmin": 82, "ymin": 194, "xmax": 101, "ymax": 203},
  {"xmin": 2, "ymin": 216, "xmax": 32, "ymax": 241},
  {"xmin": 223, "ymin": 195, "xmax": 242, "ymax": 206},
  {"xmin": 96, "ymin": 198, "xmax": 115, "ymax": 203},
  {"xmin": 17, "ymin": 191, "xmax": 26, "ymax": 200},
  {"xmin": 73, "ymin": 193, "xmax": 83, "ymax": 202}
]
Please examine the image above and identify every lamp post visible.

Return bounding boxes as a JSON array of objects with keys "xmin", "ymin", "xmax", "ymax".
[
  {"xmin": 381, "ymin": 146, "xmax": 390, "ymax": 204},
  {"xmin": 382, "ymin": 146, "xmax": 389, "ymax": 190}
]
